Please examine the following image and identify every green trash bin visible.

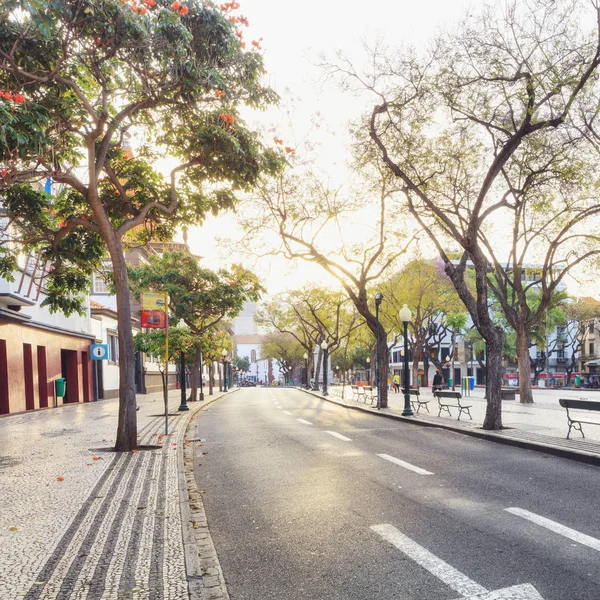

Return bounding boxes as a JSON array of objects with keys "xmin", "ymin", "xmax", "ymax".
[
  {"xmin": 55, "ymin": 378, "xmax": 66, "ymax": 397},
  {"xmin": 448, "ymin": 377, "xmax": 453, "ymax": 387},
  {"xmin": 575, "ymin": 375, "xmax": 581, "ymax": 387}
]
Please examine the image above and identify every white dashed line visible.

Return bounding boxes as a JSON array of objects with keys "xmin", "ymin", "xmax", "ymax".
[
  {"xmin": 276, "ymin": 406, "xmax": 282, "ymax": 409},
  {"xmin": 283, "ymin": 411, "xmax": 293, "ymax": 416},
  {"xmin": 506, "ymin": 507, "xmax": 600, "ymax": 552},
  {"xmin": 376, "ymin": 454, "xmax": 433, "ymax": 475},
  {"xmin": 325, "ymin": 431, "xmax": 352, "ymax": 442},
  {"xmin": 296, "ymin": 419, "xmax": 313, "ymax": 426}
]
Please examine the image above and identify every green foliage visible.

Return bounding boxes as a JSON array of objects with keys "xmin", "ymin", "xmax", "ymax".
[
  {"xmin": 234, "ymin": 355, "xmax": 250, "ymax": 373},
  {"xmin": 133, "ymin": 325, "xmax": 196, "ymax": 367},
  {"xmin": 129, "ymin": 251, "xmax": 264, "ymax": 334},
  {"xmin": 0, "ymin": 0, "xmax": 283, "ymax": 314}
]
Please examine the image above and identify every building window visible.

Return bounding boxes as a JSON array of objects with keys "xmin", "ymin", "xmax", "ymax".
[
  {"xmin": 93, "ymin": 273, "xmax": 110, "ymax": 294},
  {"xmin": 441, "ymin": 347, "xmax": 450, "ymax": 361},
  {"xmin": 590, "ymin": 343, "xmax": 595, "ymax": 357},
  {"xmin": 251, "ymin": 349, "xmax": 256, "ymax": 363},
  {"xmin": 108, "ymin": 331, "xmax": 119, "ymax": 363}
]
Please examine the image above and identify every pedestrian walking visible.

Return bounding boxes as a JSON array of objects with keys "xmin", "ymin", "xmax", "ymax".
[
  {"xmin": 433, "ymin": 369, "xmax": 443, "ymax": 392},
  {"xmin": 393, "ymin": 374, "xmax": 400, "ymax": 393}
]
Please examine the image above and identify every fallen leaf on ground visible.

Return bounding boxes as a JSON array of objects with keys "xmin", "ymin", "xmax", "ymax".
[
  {"xmin": 56, "ymin": 476, "xmax": 64, "ymax": 481},
  {"xmin": 8, "ymin": 527, "xmax": 18, "ymax": 531}
]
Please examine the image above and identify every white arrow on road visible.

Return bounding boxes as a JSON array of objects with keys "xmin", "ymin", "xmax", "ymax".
[{"xmin": 371, "ymin": 524, "xmax": 545, "ymax": 600}]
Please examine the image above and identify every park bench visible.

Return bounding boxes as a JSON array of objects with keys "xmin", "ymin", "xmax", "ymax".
[
  {"xmin": 501, "ymin": 388, "xmax": 518, "ymax": 400},
  {"xmin": 434, "ymin": 390, "xmax": 473, "ymax": 420},
  {"xmin": 409, "ymin": 389, "xmax": 430, "ymax": 414},
  {"xmin": 559, "ymin": 398, "xmax": 600, "ymax": 439},
  {"xmin": 351, "ymin": 385, "xmax": 367, "ymax": 402},
  {"xmin": 364, "ymin": 385, "xmax": 377, "ymax": 406}
]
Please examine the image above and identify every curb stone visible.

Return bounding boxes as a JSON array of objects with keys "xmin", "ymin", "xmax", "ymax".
[
  {"xmin": 297, "ymin": 387, "xmax": 600, "ymax": 468},
  {"xmin": 180, "ymin": 390, "xmax": 236, "ymax": 600}
]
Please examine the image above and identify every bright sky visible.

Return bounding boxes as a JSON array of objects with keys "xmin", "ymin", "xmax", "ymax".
[
  {"xmin": 184, "ymin": 0, "xmax": 599, "ymax": 300},
  {"xmin": 186, "ymin": 0, "xmax": 476, "ymax": 295}
]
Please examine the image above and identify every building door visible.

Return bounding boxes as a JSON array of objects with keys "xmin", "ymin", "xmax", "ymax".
[
  {"xmin": 81, "ymin": 351, "xmax": 90, "ymax": 402},
  {"xmin": 0, "ymin": 339, "xmax": 9, "ymax": 414},
  {"xmin": 23, "ymin": 343, "xmax": 35, "ymax": 410},
  {"xmin": 37, "ymin": 346, "xmax": 48, "ymax": 408},
  {"xmin": 60, "ymin": 349, "xmax": 79, "ymax": 404},
  {"xmin": 93, "ymin": 359, "xmax": 104, "ymax": 400}
]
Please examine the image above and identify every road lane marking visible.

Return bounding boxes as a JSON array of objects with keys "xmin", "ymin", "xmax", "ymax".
[
  {"xmin": 296, "ymin": 419, "xmax": 313, "ymax": 426},
  {"xmin": 371, "ymin": 524, "xmax": 545, "ymax": 599},
  {"xmin": 376, "ymin": 453, "xmax": 433, "ymax": 475},
  {"xmin": 283, "ymin": 411, "xmax": 293, "ymax": 416},
  {"xmin": 505, "ymin": 507, "xmax": 600, "ymax": 552},
  {"xmin": 325, "ymin": 431, "xmax": 352, "ymax": 442},
  {"xmin": 276, "ymin": 406, "xmax": 282, "ymax": 409}
]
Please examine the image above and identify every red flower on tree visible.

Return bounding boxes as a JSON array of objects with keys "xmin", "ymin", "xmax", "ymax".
[{"xmin": 220, "ymin": 113, "xmax": 235, "ymax": 125}]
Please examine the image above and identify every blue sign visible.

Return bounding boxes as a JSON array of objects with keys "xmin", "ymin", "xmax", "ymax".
[{"xmin": 91, "ymin": 344, "xmax": 109, "ymax": 360}]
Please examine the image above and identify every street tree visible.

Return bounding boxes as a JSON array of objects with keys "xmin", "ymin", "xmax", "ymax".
[
  {"xmin": 257, "ymin": 286, "xmax": 363, "ymax": 391},
  {"xmin": 133, "ymin": 323, "xmax": 195, "ymax": 413},
  {"xmin": 330, "ymin": 0, "xmax": 600, "ymax": 427},
  {"xmin": 129, "ymin": 251, "xmax": 263, "ymax": 402},
  {"xmin": 244, "ymin": 169, "xmax": 414, "ymax": 407},
  {"xmin": 234, "ymin": 356, "xmax": 251, "ymax": 374},
  {"xmin": 260, "ymin": 332, "xmax": 304, "ymax": 384},
  {"xmin": 378, "ymin": 257, "xmax": 466, "ymax": 388},
  {"xmin": 563, "ymin": 297, "xmax": 600, "ymax": 385},
  {"xmin": 0, "ymin": 0, "xmax": 280, "ymax": 449}
]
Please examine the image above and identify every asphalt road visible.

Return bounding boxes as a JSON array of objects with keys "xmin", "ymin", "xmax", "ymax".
[{"xmin": 191, "ymin": 387, "xmax": 600, "ymax": 600}]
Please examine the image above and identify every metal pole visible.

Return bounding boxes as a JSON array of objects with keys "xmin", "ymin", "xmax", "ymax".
[
  {"xmin": 402, "ymin": 321, "xmax": 414, "ymax": 416},
  {"xmin": 179, "ymin": 351, "xmax": 189, "ymax": 411},
  {"xmin": 164, "ymin": 292, "xmax": 169, "ymax": 436},
  {"xmin": 223, "ymin": 360, "xmax": 228, "ymax": 392},
  {"xmin": 199, "ymin": 351, "xmax": 204, "ymax": 401},
  {"xmin": 322, "ymin": 348, "xmax": 328, "ymax": 396},
  {"xmin": 375, "ymin": 302, "xmax": 380, "ymax": 409}
]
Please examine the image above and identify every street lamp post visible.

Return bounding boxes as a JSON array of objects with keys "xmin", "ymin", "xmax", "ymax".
[
  {"xmin": 222, "ymin": 349, "xmax": 228, "ymax": 392},
  {"xmin": 374, "ymin": 292, "xmax": 384, "ymax": 410},
  {"xmin": 178, "ymin": 350, "xmax": 189, "ymax": 411},
  {"xmin": 366, "ymin": 356, "xmax": 370, "ymax": 384},
  {"xmin": 303, "ymin": 352, "xmax": 309, "ymax": 388},
  {"xmin": 400, "ymin": 304, "xmax": 414, "ymax": 416},
  {"xmin": 321, "ymin": 340, "xmax": 329, "ymax": 396}
]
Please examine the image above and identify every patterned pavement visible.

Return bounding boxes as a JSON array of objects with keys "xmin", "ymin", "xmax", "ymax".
[{"xmin": 0, "ymin": 390, "xmax": 224, "ymax": 600}]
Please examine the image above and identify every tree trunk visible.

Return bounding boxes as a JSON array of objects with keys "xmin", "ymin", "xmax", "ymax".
[
  {"xmin": 112, "ymin": 241, "xmax": 138, "ymax": 452},
  {"xmin": 312, "ymin": 347, "xmax": 322, "ymax": 390},
  {"xmin": 379, "ymin": 342, "xmax": 390, "ymax": 407},
  {"xmin": 423, "ymin": 355, "xmax": 430, "ymax": 388},
  {"xmin": 209, "ymin": 362, "xmax": 214, "ymax": 395},
  {"xmin": 189, "ymin": 340, "xmax": 202, "ymax": 401},
  {"xmin": 483, "ymin": 337, "xmax": 504, "ymax": 429},
  {"xmin": 516, "ymin": 325, "xmax": 534, "ymax": 403}
]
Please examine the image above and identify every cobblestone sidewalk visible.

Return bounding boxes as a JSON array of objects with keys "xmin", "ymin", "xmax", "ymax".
[{"xmin": 0, "ymin": 390, "xmax": 228, "ymax": 600}]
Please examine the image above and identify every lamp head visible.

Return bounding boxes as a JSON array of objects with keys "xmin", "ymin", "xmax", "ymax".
[
  {"xmin": 303, "ymin": 352, "xmax": 308, "ymax": 360},
  {"xmin": 321, "ymin": 341, "xmax": 327, "ymax": 350},
  {"xmin": 366, "ymin": 357, "xmax": 370, "ymax": 364},
  {"xmin": 446, "ymin": 355, "xmax": 450, "ymax": 362},
  {"xmin": 399, "ymin": 304, "xmax": 412, "ymax": 323},
  {"xmin": 375, "ymin": 292, "xmax": 384, "ymax": 306},
  {"xmin": 222, "ymin": 349, "xmax": 228, "ymax": 357}
]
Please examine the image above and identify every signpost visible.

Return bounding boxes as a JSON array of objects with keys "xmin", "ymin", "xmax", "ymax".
[{"xmin": 141, "ymin": 291, "xmax": 169, "ymax": 435}]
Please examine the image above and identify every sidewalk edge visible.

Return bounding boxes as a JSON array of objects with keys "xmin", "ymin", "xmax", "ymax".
[
  {"xmin": 297, "ymin": 388, "xmax": 600, "ymax": 467},
  {"xmin": 180, "ymin": 390, "xmax": 236, "ymax": 600}
]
